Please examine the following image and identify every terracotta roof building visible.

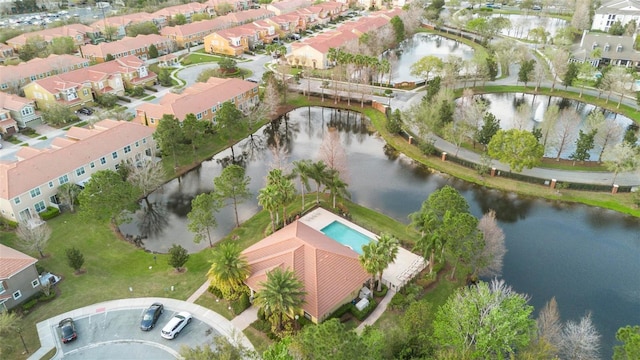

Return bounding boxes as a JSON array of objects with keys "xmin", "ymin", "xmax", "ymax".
[
  {"xmin": 242, "ymin": 221, "xmax": 370, "ymax": 323},
  {"xmin": 6, "ymin": 24, "xmax": 100, "ymax": 50},
  {"xmin": 80, "ymin": 34, "xmax": 175, "ymax": 63},
  {"xmin": 266, "ymin": 0, "xmax": 313, "ymax": 15},
  {"xmin": 0, "ymin": 54, "xmax": 90, "ymax": 93},
  {"xmin": 0, "ymin": 92, "xmax": 40, "ymax": 131},
  {"xmin": 0, "ymin": 243, "xmax": 40, "ymax": 311},
  {"xmin": 0, "ymin": 120, "xmax": 156, "ymax": 223}
]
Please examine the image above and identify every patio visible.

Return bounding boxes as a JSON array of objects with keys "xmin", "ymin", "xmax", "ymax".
[{"xmin": 299, "ymin": 208, "xmax": 427, "ymax": 291}]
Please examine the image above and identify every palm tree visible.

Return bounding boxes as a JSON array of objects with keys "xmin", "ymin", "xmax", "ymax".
[
  {"xmin": 379, "ymin": 59, "xmax": 391, "ymax": 86},
  {"xmin": 266, "ymin": 169, "xmax": 296, "ymax": 226},
  {"xmin": 0, "ymin": 311, "xmax": 28, "ymax": 354},
  {"xmin": 258, "ymin": 185, "xmax": 279, "ymax": 232},
  {"xmin": 375, "ymin": 234, "xmax": 399, "ymax": 291},
  {"xmin": 325, "ymin": 169, "xmax": 349, "ymax": 208},
  {"xmin": 308, "ymin": 160, "xmax": 329, "ymax": 204},
  {"xmin": 57, "ymin": 183, "xmax": 81, "ymax": 212},
  {"xmin": 254, "ymin": 267, "xmax": 306, "ymax": 332},
  {"xmin": 291, "ymin": 159, "xmax": 312, "ymax": 211},
  {"xmin": 359, "ymin": 243, "xmax": 379, "ymax": 291},
  {"xmin": 207, "ymin": 242, "xmax": 250, "ymax": 300},
  {"xmin": 411, "ymin": 210, "xmax": 441, "ymax": 274}
]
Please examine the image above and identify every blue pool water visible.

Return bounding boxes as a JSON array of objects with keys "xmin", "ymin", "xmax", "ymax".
[{"xmin": 320, "ymin": 221, "xmax": 374, "ymax": 255}]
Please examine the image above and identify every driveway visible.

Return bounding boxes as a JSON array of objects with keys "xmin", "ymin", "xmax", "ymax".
[{"xmin": 29, "ymin": 297, "xmax": 253, "ymax": 360}]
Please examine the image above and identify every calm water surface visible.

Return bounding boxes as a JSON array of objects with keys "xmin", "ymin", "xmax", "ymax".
[
  {"xmin": 494, "ymin": 13, "xmax": 568, "ymax": 39},
  {"xmin": 121, "ymin": 107, "xmax": 639, "ymax": 357}
]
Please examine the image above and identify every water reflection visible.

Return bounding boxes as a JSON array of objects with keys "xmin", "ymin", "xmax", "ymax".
[{"xmin": 494, "ymin": 14, "xmax": 568, "ymax": 39}]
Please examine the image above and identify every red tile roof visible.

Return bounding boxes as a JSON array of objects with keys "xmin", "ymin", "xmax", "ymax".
[
  {"xmin": 225, "ymin": 8, "xmax": 274, "ymax": 24},
  {"xmin": 90, "ymin": 12, "xmax": 157, "ymax": 30},
  {"xmin": 0, "ymin": 244, "xmax": 37, "ymax": 279},
  {"xmin": 152, "ymin": 2, "xmax": 209, "ymax": 18},
  {"xmin": 0, "ymin": 92, "xmax": 34, "ymax": 111},
  {"xmin": 0, "ymin": 55, "xmax": 89, "ymax": 85},
  {"xmin": 6, "ymin": 24, "xmax": 96, "ymax": 47},
  {"xmin": 160, "ymin": 17, "xmax": 232, "ymax": 38},
  {"xmin": 268, "ymin": 0, "xmax": 312, "ymax": 13},
  {"xmin": 0, "ymin": 120, "xmax": 154, "ymax": 200},
  {"xmin": 81, "ymin": 34, "xmax": 170, "ymax": 59},
  {"xmin": 242, "ymin": 221, "xmax": 369, "ymax": 321}
]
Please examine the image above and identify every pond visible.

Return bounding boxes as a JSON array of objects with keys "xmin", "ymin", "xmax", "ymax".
[
  {"xmin": 121, "ymin": 107, "xmax": 639, "ymax": 357},
  {"xmin": 493, "ymin": 13, "xmax": 568, "ymax": 39},
  {"xmin": 468, "ymin": 93, "xmax": 634, "ymax": 159},
  {"xmin": 386, "ymin": 33, "xmax": 475, "ymax": 84}
]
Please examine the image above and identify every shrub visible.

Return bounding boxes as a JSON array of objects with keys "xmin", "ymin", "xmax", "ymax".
[
  {"xmin": 373, "ymin": 283, "xmax": 388, "ymax": 297},
  {"xmin": 252, "ymin": 319, "xmax": 271, "ymax": 333},
  {"xmin": 20, "ymin": 127, "xmax": 36, "ymax": 136},
  {"xmin": 350, "ymin": 298, "xmax": 377, "ymax": 321},
  {"xmin": 21, "ymin": 298, "xmax": 38, "ymax": 311},
  {"xmin": 116, "ymin": 95, "xmax": 132, "ymax": 103},
  {"xmin": 231, "ymin": 292, "xmax": 251, "ymax": 314},
  {"xmin": 208, "ymin": 285, "xmax": 223, "ymax": 299},
  {"xmin": 0, "ymin": 218, "xmax": 18, "ymax": 229},
  {"xmin": 328, "ymin": 302, "xmax": 353, "ymax": 319},
  {"xmin": 388, "ymin": 292, "xmax": 406, "ymax": 310},
  {"xmin": 40, "ymin": 206, "xmax": 60, "ymax": 220}
]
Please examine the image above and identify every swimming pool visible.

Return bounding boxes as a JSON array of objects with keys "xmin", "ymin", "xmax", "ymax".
[{"xmin": 320, "ymin": 221, "xmax": 374, "ymax": 255}]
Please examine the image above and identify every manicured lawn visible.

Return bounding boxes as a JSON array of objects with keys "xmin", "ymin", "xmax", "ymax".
[
  {"xmin": 181, "ymin": 53, "xmax": 223, "ymax": 65},
  {"xmin": 143, "ymin": 95, "xmax": 156, "ymax": 101},
  {"xmin": 243, "ymin": 327, "xmax": 273, "ymax": 354},
  {"xmin": 194, "ymin": 291, "xmax": 234, "ymax": 320}
]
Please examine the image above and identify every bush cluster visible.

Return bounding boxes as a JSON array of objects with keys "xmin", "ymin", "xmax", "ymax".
[{"xmin": 40, "ymin": 206, "xmax": 60, "ymax": 220}]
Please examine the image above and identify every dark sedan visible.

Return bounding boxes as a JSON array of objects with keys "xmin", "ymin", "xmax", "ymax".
[
  {"xmin": 59, "ymin": 318, "xmax": 77, "ymax": 343},
  {"xmin": 76, "ymin": 107, "xmax": 93, "ymax": 115},
  {"xmin": 140, "ymin": 302, "xmax": 164, "ymax": 331}
]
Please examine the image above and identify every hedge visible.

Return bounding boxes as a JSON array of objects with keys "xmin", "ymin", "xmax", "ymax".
[
  {"xmin": 40, "ymin": 206, "xmax": 60, "ymax": 220},
  {"xmin": 350, "ymin": 298, "xmax": 377, "ymax": 321},
  {"xmin": 231, "ymin": 292, "xmax": 251, "ymax": 315},
  {"xmin": 116, "ymin": 95, "xmax": 132, "ymax": 103}
]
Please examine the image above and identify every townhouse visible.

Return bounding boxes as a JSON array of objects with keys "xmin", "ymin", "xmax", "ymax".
[
  {"xmin": 266, "ymin": 0, "xmax": 313, "ymax": 15},
  {"xmin": 0, "ymin": 120, "xmax": 156, "ymax": 223},
  {"xmin": 224, "ymin": 8, "xmax": 275, "ymax": 24},
  {"xmin": 206, "ymin": 0, "xmax": 253, "ymax": 14},
  {"xmin": 22, "ymin": 75, "xmax": 94, "ymax": 112},
  {"xmin": 267, "ymin": 13, "xmax": 308, "ymax": 38},
  {"xmin": 0, "ymin": 92, "xmax": 40, "ymax": 132},
  {"xmin": 6, "ymin": 24, "xmax": 101, "ymax": 51},
  {"xmin": 135, "ymin": 77, "xmax": 258, "ymax": 127},
  {"xmin": 0, "ymin": 43, "xmax": 17, "ymax": 64},
  {"xmin": 592, "ymin": 0, "xmax": 640, "ymax": 32},
  {"xmin": 204, "ymin": 25, "xmax": 258, "ymax": 56},
  {"xmin": 80, "ymin": 34, "xmax": 175, "ymax": 63},
  {"xmin": 90, "ymin": 13, "xmax": 159, "ymax": 40},
  {"xmin": 161, "ymin": 16, "xmax": 232, "ymax": 49},
  {"xmin": 571, "ymin": 31, "xmax": 640, "ymax": 68},
  {"xmin": 0, "ymin": 244, "xmax": 40, "ymax": 311},
  {"xmin": 0, "ymin": 54, "xmax": 89, "ymax": 93},
  {"xmin": 151, "ymin": 2, "xmax": 211, "ymax": 27}
]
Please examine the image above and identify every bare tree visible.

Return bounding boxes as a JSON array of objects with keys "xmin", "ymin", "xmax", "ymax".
[
  {"xmin": 548, "ymin": 48, "xmax": 569, "ymax": 91},
  {"xmin": 540, "ymin": 104, "xmax": 560, "ymax": 150},
  {"xmin": 533, "ymin": 61, "xmax": 548, "ymax": 92},
  {"xmin": 476, "ymin": 210, "xmax": 506, "ymax": 277},
  {"xmin": 318, "ymin": 127, "xmax": 348, "ymax": 181},
  {"xmin": 586, "ymin": 111, "xmax": 624, "ymax": 162},
  {"xmin": 537, "ymin": 297, "xmax": 563, "ymax": 353},
  {"xmin": 16, "ymin": 219, "xmax": 51, "ymax": 258},
  {"xmin": 602, "ymin": 142, "xmax": 640, "ymax": 184},
  {"xmin": 551, "ymin": 109, "xmax": 581, "ymax": 160},
  {"xmin": 571, "ymin": 0, "xmax": 592, "ymax": 31},
  {"xmin": 127, "ymin": 159, "xmax": 166, "ymax": 207},
  {"xmin": 269, "ymin": 132, "xmax": 290, "ymax": 172},
  {"xmin": 443, "ymin": 120, "xmax": 473, "ymax": 156},
  {"xmin": 514, "ymin": 102, "xmax": 532, "ymax": 131},
  {"xmin": 560, "ymin": 313, "xmax": 601, "ymax": 360}
]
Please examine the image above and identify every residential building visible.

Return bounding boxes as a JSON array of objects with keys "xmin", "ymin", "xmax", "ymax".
[
  {"xmin": 572, "ymin": 31, "xmax": 640, "ymax": 67},
  {"xmin": 592, "ymin": 0, "xmax": 640, "ymax": 32},
  {"xmin": 0, "ymin": 44, "xmax": 17, "ymax": 64},
  {"xmin": 0, "ymin": 120, "xmax": 156, "ymax": 222},
  {"xmin": 206, "ymin": 0, "xmax": 252, "ymax": 15},
  {"xmin": 242, "ymin": 221, "xmax": 370, "ymax": 323},
  {"xmin": 152, "ymin": 2, "xmax": 211, "ymax": 26},
  {"xmin": 0, "ymin": 54, "xmax": 90, "ymax": 94},
  {"xmin": 0, "ymin": 244, "xmax": 40, "ymax": 311},
  {"xmin": 204, "ymin": 26, "xmax": 258, "ymax": 56},
  {"xmin": 157, "ymin": 54, "xmax": 180, "ymax": 67},
  {"xmin": 6, "ymin": 24, "xmax": 101, "ymax": 51},
  {"xmin": 224, "ymin": 8, "xmax": 275, "ymax": 24},
  {"xmin": 23, "ymin": 75, "xmax": 94, "ymax": 111},
  {"xmin": 0, "ymin": 92, "xmax": 40, "ymax": 131},
  {"xmin": 160, "ymin": 16, "xmax": 232, "ymax": 48},
  {"xmin": 266, "ymin": 0, "xmax": 312, "ymax": 15},
  {"xmin": 80, "ymin": 34, "xmax": 175, "ymax": 63},
  {"xmin": 135, "ymin": 77, "xmax": 259, "ymax": 127},
  {"xmin": 91, "ymin": 13, "xmax": 158, "ymax": 40},
  {"xmin": 266, "ymin": 13, "xmax": 307, "ymax": 37}
]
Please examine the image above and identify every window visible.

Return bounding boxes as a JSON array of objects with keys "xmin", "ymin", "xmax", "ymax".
[
  {"xmin": 90, "ymin": 162, "xmax": 95, "ymax": 168},
  {"xmin": 31, "ymin": 279, "xmax": 39, "ymax": 288},
  {"xmin": 617, "ymin": 45, "xmax": 623, "ymax": 52},
  {"xmin": 83, "ymin": 89, "xmax": 89, "ymax": 96},
  {"xmin": 48, "ymin": 181, "xmax": 54, "ymax": 188},
  {"xmin": 35, "ymin": 201, "xmax": 46, "ymax": 213},
  {"xmin": 12, "ymin": 290, "xmax": 21, "ymax": 300},
  {"xmin": 0, "ymin": 281, "xmax": 4, "ymax": 294},
  {"xmin": 1, "ymin": 83, "xmax": 7, "ymax": 90},
  {"xmin": 14, "ymin": 197, "xmax": 20, "ymax": 205},
  {"xmin": 112, "ymin": 151, "xmax": 118, "ymax": 159},
  {"xmin": 21, "ymin": 107, "xmax": 34, "ymax": 116},
  {"xmin": 196, "ymin": 113, "xmax": 202, "ymax": 120},
  {"xmin": 124, "ymin": 145, "xmax": 131, "ymax": 154},
  {"xmin": 58, "ymin": 174, "xmax": 69, "ymax": 185},
  {"xmin": 30, "ymin": 187, "xmax": 41, "ymax": 198},
  {"xmin": 76, "ymin": 167, "xmax": 85, "ymax": 176},
  {"xmin": 143, "ymin": 138, "xmax": 147, "ymax": 144},
  {"xmin": 135, "ymin": 141, "xmax": 139, "ymax": 147},
  {"xmin": 100, "ymin": 157, "xmax": 106, "ymax": 165}
]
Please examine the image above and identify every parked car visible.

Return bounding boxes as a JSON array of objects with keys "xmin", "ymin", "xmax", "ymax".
[
  {"xmin": 532, "ymin": 5, "xmax": 542, "ymax": 10},
  {"xmin": 246, "ymin": 78, "xmax": 259, "ymax": 83},
  {"xmin": 59, "ymin": 318, "xmax": 77, "ymax": 343},
  {"xmin": 76, "ymin": 107, "xmax": 93, "ymax": 115},
  {"xmin": 160, "ymin": 311, "xmax": 192, "ymax": 339},
  {"xmin": 140, "ymin": 302, "xmax": 164, "ymax": 331}
]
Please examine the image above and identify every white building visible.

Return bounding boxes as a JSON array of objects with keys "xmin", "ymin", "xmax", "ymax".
[
  {"xmin": 592, "ymin": 0, "xmax": 640, "ymax": 32},
  {"xmin": 0, "ymin": 120, "xmax": 155, "ymax": 222}
]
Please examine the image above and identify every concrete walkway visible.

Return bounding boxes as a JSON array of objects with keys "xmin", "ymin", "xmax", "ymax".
[
  {"xmin": 185, "ymin": 280, "xmax": 210, "ymax": 303},
  {"xmin": 356, "ymin": 289, "xmax": 396, "ymax": 333},
  {"xmin": 230, "ymin": 306, "xmax": 259, "ymax": 331}
]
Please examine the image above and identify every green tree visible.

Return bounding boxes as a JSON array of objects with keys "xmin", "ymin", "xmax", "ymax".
[
  {"xmin": 207, "ymin": 241, "xmax": 249, "ymax": 300},
  {"xmin": 105, "ymin": 54, "xmax": 115, "ymax": 62},
  {"xmin": 254, "ymin": 267, "xmax": 306, "ymax": 332},
  {"xmin": 49, "ymin": 36, "xmax": 75, "ymax": 55},
  {"xmin": 153, "ymin": 114, "xmax": 183, "ymax": 169},
  {"xmin": 374, "ymin": 234, "xmax": 399, "ymax": 291},
  {"xmin": 569, "ymin": 129, "xmax": 597, "ymax": 164},
  {"xmin": 180, "ymin": 335, "xmax": 257, "ymax": 359},
  {"xmin": 0, "ymin": 311, "xmax": 28, "ymax": 355},
  {"xmin": 263, "ymin": 337, "xmax": 294, "ymax": 360},
  {"xmin": 148, "ymin": 44, "xmax": 159, "ymax": 59},
  {"xmin": 623, "ymin": 124, "xmax": 638, "ymax": 146},
  {"xmin": 518, "ymin": 59, "xmax": 535, "ymax": 87},
  {"xmin": 292, "ymin": 159, "xmax": 312, "ymax": 211},
  {"xmin": 77, "ymin": 170, "xmax": 142, "ymax": 225},
  {"xmin": 258, "ymin": 184, "xmax": 280, "ymax": 232},
  {"xmin": 219, "ymin": 57, "xmax": 238, "ymax": 73},
  {"xmin": 608, "ymin": 20, "xmax": 625, "ymax": 35},
  {"xmin": 95, "ymin": 93, "xmax": 119, "ymax": 108},
  {"xmin": 325, "ymin": 168, "xmax": 349, "ymax": 208},
  {"xmin": 433, "ymin": 279, "xmax": 536, "ymax": 359},
  {"xmin": 18, "ymin": 35, "xmax": 48, "ymax": 61},
  {"xmin": 187, "ymin": 193, "xmax": 220, "ymax": 247},
  {"xmin": 103, "ymin": 25, "xmax": 118, "ymax": 41},
  {"xmin": 476, "ymin": 112, "xmax": 501, "ymax": 149},
  {"xmin": 307, "ymin": 160, "xmax": 330, "ymax": 204},
  {"xmin": 602, "ymin": 142, "xmax": 640, "ymax": 184},
  {"xmin": 182, "ymin": 113, "xmax": 207, "ymax": 162},
  {"xmin": 168, "ymin": 244, "xmax": 189, "ymax": 272},
  {"xmin": 390, "ymin": 15, "xmax": 405, "ymax": 44},
  {"xmin": 216, "ymin": 102, "xmax": 245, "ymax": 158},
  {"xmin": 613, "ymin": 325, "xmax": 640, "ymax": 360},
  {"xmin": 126, "ymin": 22, "xmax": 159, "ymax": 37},
  {"xmin": 173, "ymin": 14, "xmax": 187, "ymax": 25},
  {"xmin": 65, "ymin": 247, "xmax": 85, "ymax": 273},
  {"xmin": 289, "ymin": 318, "xmax": 366, "ymax": 359},
  {"xmin": 410, "ymin": 55, "xmax": 444, "ymax": 84},
  {"xmin": 41, "ymin": 103, "xmax": 75, "ymax": 127},
  {"xmin": 488, "ymin": 129, "xmax": 544, "ymax": 172},
  {"xmin": 57, "ymin": 182, "xmax": 81, "ymax": 212},
  {"xmin": 563, "ymin": 62, "xmax": 579, "ymax": 89},
  {"xmin": 441, "ymin": 210, "xmax": 482, "ymax": 279},
  {"xmin": 425, "ymin": 76, "xmax": 441, "ymax": 102},
  {"xmin": 214, "ymin": 164, "xmax": 251, "ymax": 227},
  {"xmin": 158, "ymin": 68, "xmax": 172, "ymax": 86},
  {"xmin": 266, "ymin": 168, "xmax": 296, "ymax": 226}
]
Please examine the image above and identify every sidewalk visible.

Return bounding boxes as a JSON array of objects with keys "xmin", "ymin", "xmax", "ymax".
[{"xmin": 356, "ymin": 289, "xmax": 396, "ymax": 334}]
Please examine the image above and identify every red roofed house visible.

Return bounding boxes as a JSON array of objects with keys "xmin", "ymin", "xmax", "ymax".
[
  {"xmin": 206, "ymin": 0, "xmax": 252, "ymax": 15},
  {"xmin": 135, "ymin": 77, "xmax": 258, "ymax": 127},
  {"xmin": 0, "ymin": 54, "xmax": 90, "ymax": 94},
  {"xmin": 0, "ymin": 43, "xmax": 17, "ymax": 64},
  {"xmin": 80, "ymin": 34, "xmax": 175, "ymax": 63},
  {"xmin": 0, "ymin": 120, "xmax": 156, "ymax": 223},
  {"xmin": 242, "ymin": 221, "xmax": 370, "ymax": 323},
  {"xmin": 152, "ymin": 2, "xmax": 211, "ymax": 26},
  {"xmin": 287, "ymin": 31, "xmax": 358, "ymax": 69},
  {"xmin": 90, "ymin": 13, "xmax": 159, "ymax": 40},
  {"xmin": 204, "ymin": 25, "xmax": 259, "ymax": 56},
  {"xmin": 160, "ymin": 16, "xmax": 232, "ymax": 49},
  {"xmin": 266, "ymin": 0, "xmax": 312, "ymax": 15},
  {"xmin": 0, "ymin": 92, "xmax": 40, "ymax": 132},
  {"xmin": 0, "ymin": 244, "xmax": 40, "ymax": 311},
  {"xmin": 266, "ymin": 13, "xmax": 308, "ymax": 38},
  {"xmin": 22, "ymin": 75, "xmax": 95, "ymax": 112},
  {"xmin": 6, "ymin": 24, "xmax": 101, "ymax": 51}
]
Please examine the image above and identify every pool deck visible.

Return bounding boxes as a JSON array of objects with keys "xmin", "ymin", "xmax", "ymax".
[{"xmin": 300, "ymin": 208, "xmax": 427, "ymax": 291}]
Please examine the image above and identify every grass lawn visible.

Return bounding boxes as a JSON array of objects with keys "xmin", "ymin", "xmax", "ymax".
[
  {"xmin": 243, "ymin": 327, "xmax": 273, "ymax": 354},
  {"xmin": 181, "ymin": 53, "xmax": 223, "ymax": 65},
  {"xmin": 143, "ymin": 95, "xmax": 156, "ymax": 101},
  {"xmin": 194, "ymin": 291, "xmax": 234, "ymax": 320}
]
